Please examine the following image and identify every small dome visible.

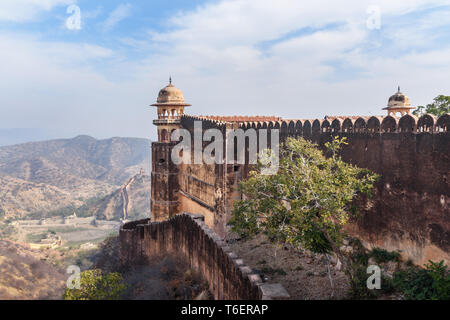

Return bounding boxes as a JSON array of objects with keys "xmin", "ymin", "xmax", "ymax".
[
  {"xmin": 151, "ymin": 79, "xmax": 191, "ymax": 107},
  {"xmin": 157, "ymin": 83, "xmax": 185, "ymax": 103},
  {"xmin": 388, "ymin": 87, "xmax": 411, "ymax": 107}
]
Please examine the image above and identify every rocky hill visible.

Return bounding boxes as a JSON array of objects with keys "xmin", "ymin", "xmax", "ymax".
[
  {"xmin": 0, "ymin": 135, "xmax": 151, "ymax": 220},
  {"xmin": 87, "ymin": 172, "xmax": 151, "ymax": 221},
  {"xmin": 0, "ymin": 240, "xmax": 66, "ymax": 299}
]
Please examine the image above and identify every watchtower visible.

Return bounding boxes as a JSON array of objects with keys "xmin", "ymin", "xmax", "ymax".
[{"xmin": 150, "ymin": 79, "xmax": 191, "ymax": 221}]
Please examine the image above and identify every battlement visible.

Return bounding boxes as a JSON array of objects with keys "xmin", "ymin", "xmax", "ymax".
[
  {"xmin": 119, "ymin": 213, "xmax": 290, "ymax": 300},
  {"xmin": 191, "ymin": 115, "xmax": 282, "ymax": 123},
  {"xmin": 181, "ymin": 113, "xmax": 449, "ymax": 134}
]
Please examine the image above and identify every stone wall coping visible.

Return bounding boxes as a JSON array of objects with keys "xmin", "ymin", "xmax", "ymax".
[
  {"xmin": 120, "ymin": 212, "xmax": 291, "ymax": 300},
  {"xmin": 181, "ymin": 113, "xmax": 450, "ymax": 133}
]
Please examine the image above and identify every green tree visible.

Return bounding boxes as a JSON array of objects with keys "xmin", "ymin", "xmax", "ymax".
[
  {"xmin": 413, "ymin": 95, "xmax": 450, "ymax": 117},
  {"xmin": 230, "ymin": 136, "xmax": 379, "ymax": 291},
  {"xmin": 63, "ymin": 269, "xmax": 126, "ymax": 300}
]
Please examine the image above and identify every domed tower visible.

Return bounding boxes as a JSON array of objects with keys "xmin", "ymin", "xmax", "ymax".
[
  {"xmin": 151, "ymin": 78, "xmax": 191, "ymax": 142},
  {"xmin": 150, "ymin": 79, "xmax": 190, "ymax": 222},
  {"xmin": 383, "ymin": 87, "xmax": 415, "ymax": 116}
]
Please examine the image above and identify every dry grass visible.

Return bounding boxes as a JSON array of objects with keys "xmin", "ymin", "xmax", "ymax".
[
  {"xmin": 230, "ymin": 234, "xmax": 351, "ymax": 300},
  {"xmin": 0, "ymin": 240, "xmax": 66, "ymax": 300}
]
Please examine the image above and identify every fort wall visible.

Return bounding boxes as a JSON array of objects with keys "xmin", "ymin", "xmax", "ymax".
[
  {"xmin": 176, "ymin": 114, "xmax": 449, "ymax": 265},
  {"xmin": 119, "ymin": 213, "xmax": 289, "ymax": 300}
]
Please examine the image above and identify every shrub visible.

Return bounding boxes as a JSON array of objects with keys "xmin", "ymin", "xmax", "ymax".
[
  {"xmin": 393, "ymin": 260, "xmax": 450, "ymax": 300},
  {"xmin": 63, "ymin": 269, "xmax": 126, "ymax": 300},
  {"xmin": 369, "ymin": 248, "xmax": 401, "ymax": 263}
]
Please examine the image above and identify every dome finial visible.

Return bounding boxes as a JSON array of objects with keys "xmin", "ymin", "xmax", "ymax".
[
  {"xmin": 169, "ymin": 76, "xmax": 172, "ymax": 85},
  {"xmin": 398, "ymin": 85, "xmax": 400, "ymax": 93}
]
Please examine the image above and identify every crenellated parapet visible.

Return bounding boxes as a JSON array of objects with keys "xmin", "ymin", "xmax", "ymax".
[
  {"xmin": 119, "ymin": 213, "xmax": 290, "ymax": 300},
  {"xmin": 182, "ymin": 113, "xmax": 450, "ymax": 135}
]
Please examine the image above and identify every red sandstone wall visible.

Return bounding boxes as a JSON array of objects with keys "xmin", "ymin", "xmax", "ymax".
[
  {"xmin": 176, "ymin": 114, "xmax": 449, "ymax": 265},
  {"xmin": 151, "ymin": 142, "xmax": 180, "ymax": 221},
  {"xmin": 332, "ymin": 132, "xmax": 449, "ymax": 265},
  {"xmin": 119, "ymin": 213, "xmax": 289, "ymax": 300}
]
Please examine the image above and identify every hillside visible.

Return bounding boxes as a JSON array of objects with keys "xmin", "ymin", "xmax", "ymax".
[
  {"xmin": 0, "ymin": 135, "xmax": 151, "ymax": 220},
  {"xmin": 86, "ymin": 172, "xmax": 151, "ymax": 221},
  {"xmin": 44, "ymin": 171, "xmax": 151, "ymax": 222},
  {"xmin": 0, "ymin": 240, "xmax": 66, "ymax": 299}
]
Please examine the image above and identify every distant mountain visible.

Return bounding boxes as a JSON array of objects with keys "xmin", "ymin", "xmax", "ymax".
[
  {"xmin": 0, "ymin": 135, "xmax": 151, "ymax": 220},
  {"xmin": 74, "ymin": 172, "xmax": 151, "ymax": 221}
]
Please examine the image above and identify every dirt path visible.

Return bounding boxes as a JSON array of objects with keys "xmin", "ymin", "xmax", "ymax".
[{"xmin": 230, "ymin": 234, "xmax": 350, "ymax": 300}]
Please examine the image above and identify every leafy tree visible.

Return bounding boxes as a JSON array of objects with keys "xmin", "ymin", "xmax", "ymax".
[
  {"xmin": 230, "ymin": 136, "xmax": 379, "ymax": 291},
  {"xmin": 413, "ymin": 95, "xmax": 450, "ymax": 117},
  {"xmin": 63, "ymin": 269, "xmax": 126, "ymax": 300}
]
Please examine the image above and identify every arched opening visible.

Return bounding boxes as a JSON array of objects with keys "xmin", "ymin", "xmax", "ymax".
[
  {"xmin": 367, "ymin": 117, "xmax": 381, "ymax": 133},
  {"xmin": 342, "ymin": 118, "xmax": 354, "ymax": 133},
  {"xmin": 381, "ymin": 116, "xmax": 397, "ymax": 133},
  {"xmin": 354, "ymin": 118, "xmax": 367, "ymax": 133},
  {"xmin": 331, "ymin": 119, "xmax": 342, "ymax": 133},
  {"xmin": 418, "ymin": 114, "xmax": 436, "ymax": 133},
  {"xmin": 399, "ymin": 114, "xmax": 417, "ymax": 132},
  {"xmin": 161, "ymin": 129, "xmax": 168, "ymax": 142}
]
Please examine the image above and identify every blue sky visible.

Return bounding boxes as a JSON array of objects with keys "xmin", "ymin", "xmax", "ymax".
[{"xmin": 0, "ymin": 0, "xmax": 449, "ymax": 142}]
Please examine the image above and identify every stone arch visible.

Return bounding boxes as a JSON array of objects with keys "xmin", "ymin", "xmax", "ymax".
[
  {"xmin": 342, "ymin": 118, "xmax": 355, "ymax": 133},
  {"xmin": 303, "ymin": 120, "xmax": 312, "ymax": 139},
  {"xmin": 381, "ymin": 116, "xmax": 398, "ymax": 133},
  {"xmin": 321, "ymin": 119, "xmax": 331, "ymax": 133},
  {"xmin": 280, "ymin": 121, "xmax": 288, "ymax": 142},
  {"xmin": 160, "ymin": 129, "xmax": 168, "ymax": 142},
  {"xmin": 312, "ymin": 119, "xmax": 322, "ymax": 135},
  {"xmin": 417, "ymin": 114, "xmax": 436, "ymax": 133},
  {"xmin": 367, "ymin": 116, "xmax": 382, "ymax": 133},
  {"xmin": 295, "ymin": 120, "xmax": 303, "ymax": 137},
  {"xmin": 436, "ymin": 113, "xmax": 450, "ymax": 132},
  {"xmin": 354, "ymin": 117, "xmax": 367, "ymax": 133},
  {"xmin": 331, "ymin": 118, "xmax": 342, "ymax": 133},
  {"xmin": 288, "ymin": 120, "xmax": 295, "ymax": 137},
  {"xmin": 399, "ymin": 114, "xmax": 418, "ymax": 132}
]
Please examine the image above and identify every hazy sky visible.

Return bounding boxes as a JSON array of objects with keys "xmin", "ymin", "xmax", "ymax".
[{"xmin": 0, "ymin": 0, "xmax": 449, "ymax": 141}]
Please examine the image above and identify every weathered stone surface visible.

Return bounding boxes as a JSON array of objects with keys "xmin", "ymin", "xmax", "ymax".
[
  {"xmin": 119, "ymin": 213, "xmax": 288, "ymax": 300},
  {"xmin": 158, "ymin": 115, "xmax": 449, "ymax": 266},
  {"xmin": 259, "ymin": 283, "xmax": 290, "ymax": 300}
]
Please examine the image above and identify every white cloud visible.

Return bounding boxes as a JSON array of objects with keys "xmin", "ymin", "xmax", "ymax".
[
  {"xmin": 0, "ymin": 0, "xmax": 449, "ymax": 141},
  {"xmin": 141, "ymin": 0, "xmax": 450, "ymax": 119},
  {"xmin": 0, "ymin": 0, "xmax": 74, "ymax": 22},
  {"xmin": 101, "ymin": 3, "xmax": 132, "ymax": 32}
]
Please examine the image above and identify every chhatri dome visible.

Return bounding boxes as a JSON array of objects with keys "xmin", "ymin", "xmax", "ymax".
[
  {"xmin": 383, "ymin": 86, "xmax": 414, "ymax": 116},
  {"xmin": 151, "ymin": 78, "xmax": 191, "ymax": 143},
  {"xmin": 151, "ymin": 78, "xmax": 191, "ymax": 107}
]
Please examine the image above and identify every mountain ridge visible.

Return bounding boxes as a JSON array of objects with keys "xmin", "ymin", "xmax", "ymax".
[{"xmin": 0, "ymin": 135, "xmax": 151, "ymax": 220}]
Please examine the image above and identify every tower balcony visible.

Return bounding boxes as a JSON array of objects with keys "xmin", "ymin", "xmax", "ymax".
[{"xmin": 153, "ymin": 118, "xmax": 181, "ymax": 125}]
